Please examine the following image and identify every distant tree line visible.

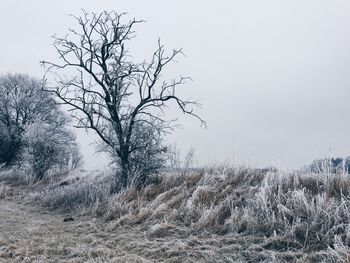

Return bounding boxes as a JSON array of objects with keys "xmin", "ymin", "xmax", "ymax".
[{"xmin": 307, "ymin": 157, "xmax": 350, "ymax": 174}]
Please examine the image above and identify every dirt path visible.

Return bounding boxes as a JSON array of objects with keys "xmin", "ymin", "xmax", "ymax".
[
  {"xmin": 0, "ymin": 199, "xmax": 152, "ymax": 263},
  {"xmin": 0, "ymin": 199, "xmax": 236, "ymax": 263}
]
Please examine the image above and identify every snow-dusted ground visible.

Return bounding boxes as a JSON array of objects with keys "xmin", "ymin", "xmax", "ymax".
[
  {"xmin": 0, "ymin": 198, "xmax": 237, "ymax": 263},
  {"xmin": 0, "ymin": 198, "xmax": 133, "ymax": 262}
]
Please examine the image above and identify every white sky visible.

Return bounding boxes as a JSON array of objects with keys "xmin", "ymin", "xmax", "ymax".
[{"xmin": 1, "ymin": 0, "xmax": 350, "ymax": 169}]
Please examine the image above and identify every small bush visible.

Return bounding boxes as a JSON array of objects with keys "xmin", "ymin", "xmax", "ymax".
[{"xmin": 32, "ymin": 171, "xmax": 115, "ymax": 214}]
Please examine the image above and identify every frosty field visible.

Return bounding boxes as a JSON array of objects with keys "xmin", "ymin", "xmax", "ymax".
[{"xmin": 1, "ymin": 167, "xmax": 350, "ymax": 262}]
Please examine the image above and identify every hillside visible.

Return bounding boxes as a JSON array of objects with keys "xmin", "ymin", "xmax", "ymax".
[{"xmin": 1, "ymin": 167, "xmax": 350, "ymax": 262}]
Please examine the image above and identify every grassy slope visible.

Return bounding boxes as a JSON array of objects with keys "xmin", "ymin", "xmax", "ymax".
[{"xmin": 1, "ymin": 167, "xmax": 350, "ymax": 262}]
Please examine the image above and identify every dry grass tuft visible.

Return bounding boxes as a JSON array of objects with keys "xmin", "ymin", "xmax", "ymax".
[{"xmin": 0, "ymin": 167, "xmax": 32, "ymax": 186}]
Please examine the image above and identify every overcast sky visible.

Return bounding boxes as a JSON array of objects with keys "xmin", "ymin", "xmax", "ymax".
[{"xmin": 1, "ymin": 0, "xmax": 350, "ymax": 169}]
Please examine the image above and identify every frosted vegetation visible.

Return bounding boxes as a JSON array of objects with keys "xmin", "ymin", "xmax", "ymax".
[
  {"xmin": 1, "ymin": 161, "xmax": 350, "ymax": 262},
  {"xmin": 1, "ymin": 10, "xmax": 350, "ymax": 263},
  {"xmin": 0, "ymin": 74, "xmax": 82, "ymax": 182},
  {"xmin": 1, "ymin": 74, "xmax": 350, "ymax": 261}
]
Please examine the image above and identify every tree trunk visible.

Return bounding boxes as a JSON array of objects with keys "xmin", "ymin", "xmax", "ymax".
[
  {"xmin": 119, "ymin": 150, "xmax": 130, "ymax": 188},
  {"xmin": 120, "ymin": 163, "xmax": 128, "ymax": 188}
]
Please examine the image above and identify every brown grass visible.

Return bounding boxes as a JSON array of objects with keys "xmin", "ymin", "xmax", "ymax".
[{"xmin": 2, "ymin": 166, "xmax": 350, "ymax": 262}]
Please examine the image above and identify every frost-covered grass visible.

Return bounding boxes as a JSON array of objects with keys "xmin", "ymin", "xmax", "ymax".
[{"xmin": 2, "ymin": 166, "xmax": 350, "ymax": 262}]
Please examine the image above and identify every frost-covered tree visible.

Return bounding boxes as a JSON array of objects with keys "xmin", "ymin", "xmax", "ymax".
[
  {"xmin": 42, "ymin": 11, "xmax": 204, "ymax": 188},
  {"xmin": 101, "ymin": 121, "xmax": 168, "ymax": 187},
  {"xmin": 0, "ymin": 74, "xmax": 58, "ymax": 165},
  {"xmin": 0, "ymin": 73, "xmax": 81, "ymax": 180},
  {"xmin": 0, "ymin": 122, "xmax": 20, "ymax": 166}
]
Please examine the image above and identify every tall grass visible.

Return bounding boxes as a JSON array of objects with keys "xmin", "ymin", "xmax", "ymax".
[
  {"xmin": 104, "ymin": 167, "xmax": 350, "ymax": 261},
  {"xmin": 3, "ymin": 164, "xmax": 350, "ymax": 261}
]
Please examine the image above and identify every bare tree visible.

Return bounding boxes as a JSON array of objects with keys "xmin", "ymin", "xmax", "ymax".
[{"xmin": 41, "ymin": 11, "xmax": 204, "ymax": 188}]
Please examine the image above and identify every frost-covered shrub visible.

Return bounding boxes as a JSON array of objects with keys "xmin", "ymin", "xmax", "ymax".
[
  {"xmin": 34, "ymin": 171, "xmax": 114, "ymax": 213},
  {"xmin": 22, "ymin": 122, "xmax": 82, "ymax": 182}
]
